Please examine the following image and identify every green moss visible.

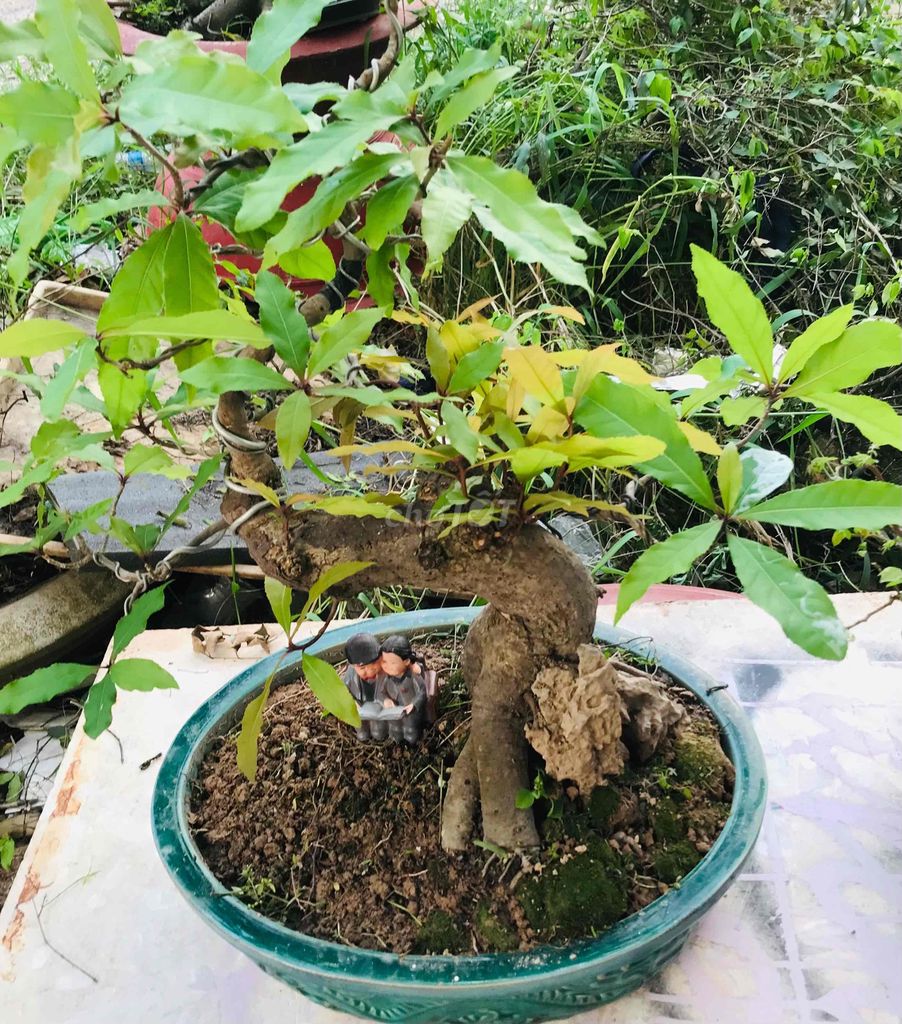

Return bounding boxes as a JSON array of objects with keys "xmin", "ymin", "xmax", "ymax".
[
  {"xmin": 518, "ymin": 845, "xmax": 627, "ymax": 940},
  {"xmin": 587, "ymin": 785, "xmax": 620, "ymax": 828},
  {"xmin": 653, "ymin": 841, "xmax": 702, "ymax": 884},
  {"xmin": 650, "ymin": 797, "xmax": 686, "ymax": 843},
  {"xmin": 475, "ymin": 902, "xmax": 518, "ymax": 952},
  {"xmin": 413, "ymin": 910, "xmax": 467, "ymax": 954},
  {"xmin": 673, "ymin": 734, "xmax": 729, "ymax": 792},
  {"xmin": 129, "ymin": 0, "xmax": 189, "ymax": 34}
]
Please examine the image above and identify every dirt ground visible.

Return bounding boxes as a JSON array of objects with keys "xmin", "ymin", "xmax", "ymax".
[{"xmin": 190, "ymin": 638, "xmax": 734, "ymax": 955}]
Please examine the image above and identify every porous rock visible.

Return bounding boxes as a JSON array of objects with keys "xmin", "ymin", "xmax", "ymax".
[
  {"xmin": 616, "ymin": 673, "xmax": 687, "ymax": 763},
  {"xmin": 525, "ymin": 644, "xmax": 626, "ymax": 793}
]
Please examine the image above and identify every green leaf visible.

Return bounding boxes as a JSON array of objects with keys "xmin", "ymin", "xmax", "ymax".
[
  {"xmin": 108, "ymin": 517, "xmax": 161, "ymax": 556},
  {"xmin": 180, "ymin": 357, "xmax": 294, "ymax": 394},
  {"xmin": 302, "ymin": 653, "xmax": 361, "ymax": 727},
  {"xmin": 446, "ymin": 155, "xmax": 597, "ymax": 290},
  {"xmin": 435, "ymin": 65, "xmax": 518, "ymax": 138},
  {"xmin": 720, "ymin": 395, "xmax": 766, "ymax": 427},
  {"xmin": 111, "ymin": 587, "xmax": 167, "ymax": 657},
  {"xmin": 0, "ymin": 19, "xmax": 45, "ymax": 62},
  {"xmin": 365, "ymin": 246, "xmax": 396, "ymax": 310},
  {"xmin": 83, "ymin": 672, "xmax": 117, "ymax": 738},
  {"xmin": 448, "ymin": 341, "xmax": 504, "ymax": 394},
  {"xmin": 717, "ymin": 443, "xmax": 742, "ymax": 512},
  {"xmin": 690, "ymin": 245, "xmax": 773, "ymax": 383},
  {"xmin": 72, "ymin": 189, "xmax": 165, "ymax": 232},
  {"xmin": 9, "ymin": 135, "xmax": 81, "ymax": 284},
  {"xmin": 778, "ymin": 304, "xmax": 853, "ymax": 382},
  {"xmin": 264, "ymin": 154, "xmax": 402, "ymax": 261},
  {"xmin": 109, "ymin": 658, "xmax": 178, "ymax": 692},
  {"xmin": 0, "ymin": 80, "xmax": 79, "ymax": 146},
  {"xmin": 36, "ymin": 0, "xmax": 98, "ymax": 101},
  {"xmin": 740, "ymin": 480, "xmax": 902, "ymax": 530},
  {"xmin": 237, "ymin": 120, "xmax": 391, "ymax": 232},
  {"xmin": 421, "ymin": 170, "xmax": 475, "ymax": 274},
  {"xmin": 307, "ymin": 308, "xmax": 382, "ymax": 376},
  {"xmin": 277, "ymin": 242, "xmax": 336, "ymax": 282},
  {"xmin": 441, "ymin": 400, "xmax": 481, "ymax": 463},
  {"xmin": 41, "ymin": 342, "xmax": 96, "ymax": 420},
  {"xmin": 161, "ymin": 455, "xmax": 221, "ymax": 535},
  {"xmin": 727, "ymin": 535, "xmax": 847, "ymax": 659},
  {"xmin": 78, "ymin": 0, "xmax": 122, "ymax": 58},
  {"xmin": 0, "ymin": 836, "xmax": 13, "ymax": 870},
  {"xmin": 574, "ymin": 377, "xmax": 716, "ymax": 509},
  {"xmin": 123, "ymin": 445, "xmax": 191, "ymax": 480},
  {"xmin": 264, "ymin": 576, "xmax": 293, "ymax": 634},
  {"xmin": 734, "ymin": 447, "xmax": 793, "ymax": 512},
  {"xmin": 97, "ymin": 363, "xmax": 147, "ymax": 435},
  {"xmin": 300, "ymin": 560, "xmax": 373, "ymax": 618},
  {"xmin": 360, "ymin": 175, "xmax": 420, "ymax": 249},
  {"xmin": 515, "ymin": 789, "xmax": 536, "ymax": 810},
  {"xmin": 430, "ymin": 44, "xmax": 504, "ymax": 102},
  {"xmin": 0, "ymin": 663, "xmax": 95, "ymax": 715},
  {"xmin": 104, "ymin": 311, "xmax": 266, "ymax": 346},
  {"xmin": 99, "ymin": 216, "xmax": 219, "ymax": 332},
  {"xmin": 0, "ymin": 319, "xmax": 85, "ymax": 358},
  {"xmin": 803, "ymin": 391, "xmax": 902, "ymax": 450},
  {"xmin": 616, "ymin": 521, "xmax": 722, "ymax": 622},
  {"xmin": 275, "ymin": 391, "xmax": 312, "ymax": 468},
  {"xmin": 331, "ymin": 54, "xmax": 416, "ymax": 121},
  {"xmin": 787, "ymin": 320, "xmax": 902, "ymax": 397},
  {"xmin": 880, "ymin": 567, "xmax": 902, "ymax": 588},
  {"xmin": 246, "ymin": 0, "xmax": 330, "ymax": 76},
  {"xmin": 236, "ymin": 674, "xmax": 273, "ymax": 780},
  {"xmin": 256, "ymin": 270, "xmax": 311, "ymax": 374},
  {"xmin": 293, "ymin": 494, "xmax": 405, "ymax": 520},
  {"xmin": 118, "ymin": 53, "xmax": 306, "ymax": 140}
]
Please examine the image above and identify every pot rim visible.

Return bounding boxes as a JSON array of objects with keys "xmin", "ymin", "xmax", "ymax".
[{"xmin": 152, "ymin": 607, "xmax": 767, "ymax": 988}]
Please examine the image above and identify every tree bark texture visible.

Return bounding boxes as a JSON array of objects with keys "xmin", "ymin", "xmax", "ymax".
[{"xmin": 220, "ymin": 483, "xmax": 598, "ymax": 851}]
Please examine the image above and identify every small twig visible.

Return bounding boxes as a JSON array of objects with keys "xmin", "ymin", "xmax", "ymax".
[
  {"xmin": 34, "ymin": 896, "xmax": 99, "ymax": 984},
  {"xmin": 139, "ymin": 752, "xmax": 162, "ymax": 771},
  {"xmin": 121, "ymin": 122, "xmax": 185, "ymax": 211},
  {"xmin": 844, "ymin": 592, "xmax": 900, "ymax": 630}
]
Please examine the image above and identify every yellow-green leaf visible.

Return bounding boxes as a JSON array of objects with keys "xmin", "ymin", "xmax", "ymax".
[
  {"xmin": 787, "ymin": 320, "xmax": 902, "ymax": 397},
  {"xmin": 236, "ymin": 674, "xmax": 273, "ymax": 780},
  {"xmin": 505, "ymin": 346, "xmax": 564, "ymax": 406},
  {"xmin": 302, "ymin": 653, "xmax": 361, "ymax": 727},
  {"xmin": 275, "ymin": 391, "xmax": 312, "ymax": 468},
  {"xmin": 0, "ymin": 319, "xmax": 85, "ymax": 358},
  {"xmin": 804, "ymin": 391, "xmax": 902, "ymax": 450},
  {"xmin": 264, "ymin": 576, "xmax": 293, "ymax": 634},
  {"xmin": 123, "ymin": 445, "xmax": 191, "ymax": 479},
  {"xmin": 778, "ymin": 304, "xmax": 853, "ymax": 383},
  {"xmin": 717, "ymin": 443, "xmax": 743, "ymax": 512}
]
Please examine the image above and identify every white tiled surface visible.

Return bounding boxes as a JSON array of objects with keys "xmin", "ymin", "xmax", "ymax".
[{"xmin": 2, "ymin": 595, "xmax": 901, "ymax": 1024}]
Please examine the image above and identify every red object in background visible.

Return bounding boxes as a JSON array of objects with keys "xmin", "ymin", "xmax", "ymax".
[
  {"xmin": 127, "ymin": 5, "xmax": 424, "ymax": 299},
  {"xmin": 117, "ymin": 2, "xmax": 425, "ymax": 85},
  {"xmin": 148, "ymin": 130, "xmax": 401, "ymax": 300}
]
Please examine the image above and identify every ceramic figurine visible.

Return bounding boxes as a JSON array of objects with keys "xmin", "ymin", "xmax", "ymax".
[
  {"xmin": 342, "ymin": 633, "xmax": 384, "ymax": 742},
  {"xmin": 378, "ymin": 634, "xmax": 428, "ymax": 745}
]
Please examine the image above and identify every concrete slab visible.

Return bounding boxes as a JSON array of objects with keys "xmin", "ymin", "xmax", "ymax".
[
  {"xmin": 2, "ymin": 594, "xmax": 901, "ymax": 1024},
  {"xmin": 47, "ymin": 453, "xmax": 384, "ymax": 567}
]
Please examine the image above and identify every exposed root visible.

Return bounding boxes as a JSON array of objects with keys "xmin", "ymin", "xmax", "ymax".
[{"xmin": 440, "ymin": 736, "xmax": 479, "ymax": 851}]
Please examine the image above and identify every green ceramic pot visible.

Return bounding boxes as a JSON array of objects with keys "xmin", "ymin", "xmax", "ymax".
[{"xmin": 152, "ymin": 608, "xmax": 767, "ymax": 1023}]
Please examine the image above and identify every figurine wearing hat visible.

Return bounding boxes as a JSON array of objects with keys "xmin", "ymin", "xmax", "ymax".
[{"xmin": 342, "ymin": 633, "xmax": 385, "ymax": 742}]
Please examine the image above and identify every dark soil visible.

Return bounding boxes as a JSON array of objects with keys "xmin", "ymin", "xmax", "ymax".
[
  {"xmin": 190, "ymin": 636, "xmax": 733, "ymax": 955},
  {"xmin": 0, "ymin": 496, "xmax": 57, "ymax": 604}
]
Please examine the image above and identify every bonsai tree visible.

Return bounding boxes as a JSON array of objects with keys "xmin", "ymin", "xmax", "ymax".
[{"xmin": 1, "ymin": 0, "xmax": 901, "ymax": 853}]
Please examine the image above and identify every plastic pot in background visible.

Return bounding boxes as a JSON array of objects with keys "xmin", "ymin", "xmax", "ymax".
[
  {"xmin": 117, "ymin": 1, "xmax": 425, "ymax": 85},
  {"xmin": 153, "ymin": 607, "xmax": 767, "ymax": 1024}
]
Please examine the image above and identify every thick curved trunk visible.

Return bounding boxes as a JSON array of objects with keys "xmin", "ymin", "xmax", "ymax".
[{"xmin": 221, "ymin": 487, "xmax": 598, "ymax": 851}]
